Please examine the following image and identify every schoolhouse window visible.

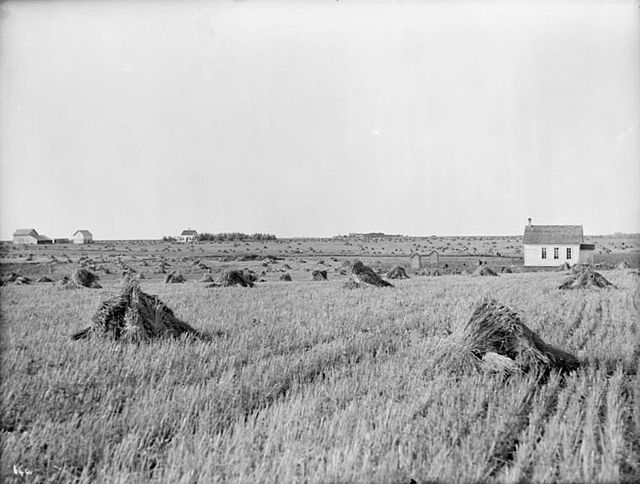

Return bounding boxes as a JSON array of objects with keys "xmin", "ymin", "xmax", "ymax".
[
  {"xmin": 554, "ymin": 247, "xmax": 559, "ymax": 259},
  {"xmin": 566, "ymin": 248, "xmax": 572, "ymax": 259},
  {"xmin": 541, "ymin": 247, "xmax": 547, "ymax": 259}
]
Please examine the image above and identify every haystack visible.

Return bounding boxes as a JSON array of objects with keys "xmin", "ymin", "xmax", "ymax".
[
  {"xmin": 72, "ymin": 268, "xmax": 101, "ymax": 288},
  {"xmin": 387, "ymin": 265, "xmax": 409, "ymax": 279},
  {"xmin": 209, "ymin": 270, "xmax": 254, "ymax": 287},
  {"xmin": 570, "ymin": 263, "xmax": 589, "ymax": 274},
  {"xmin": 559, "ymin": 266, "xmax": 614, "ymax": 290},
  {"xmin": 71, "ymin": 280, "xmax": 204, "ymax": 341},
  {"xmin": 280, "ymin": 273, "xmax": 292, "ymax": 281},
  {"xmin": 557, "ymin": 262, "xmax": 572, "ymax": 272},
  {"xmin": 312, "ymin": 270, "xmax": 328, "ymax": 281},
  {"xmin": 164, "ymin": 272, "xmax": 185, "ymax": 284},
  {"xmin": 36, "ymin": 276, "xmax": 53, "ymax": 283},
  {"xmin": 618, "ymin": 261, "xmax": 630, "ymax": 270},
  {"xmin": 438, "ymin": 299, "xmax": 580, "ymax": 375},
  {"xmin": 473, "ymin": 265, "xmax": 498, "ymax": 277},
  {"xmin": 352, "ymin": 260, "xmax": 393, "ymax": 287}
]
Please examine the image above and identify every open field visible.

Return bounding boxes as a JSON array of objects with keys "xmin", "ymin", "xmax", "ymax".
[{"xmin": 1, "ymin": 239, "xmax": 640, "ymax": 482}]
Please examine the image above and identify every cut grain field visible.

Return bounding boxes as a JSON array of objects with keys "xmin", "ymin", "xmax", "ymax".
[{"xmin": 2, "ymin": 262, "xmax": 639, "ymax": 483}]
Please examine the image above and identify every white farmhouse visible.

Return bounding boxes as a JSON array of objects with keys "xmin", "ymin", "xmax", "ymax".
[
  {"xmin": 523, "ymin": 219, "xmax": 595, "ymax": 267},
  {"xmin": 73, "ymin": 230, "xmax": 93, "ymax": 244},
  {"xmin": 178, "ymin": 229, "xmax": 198, "ymax": 243},
  {"xmin": 13, "ymin": 228, "xmax": 53, "ymax": 245}
]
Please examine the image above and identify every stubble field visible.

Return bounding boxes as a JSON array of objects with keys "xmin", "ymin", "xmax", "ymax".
[{"xmin": 1, "ymin": 239, "xmax": 639, "ymax": 483}]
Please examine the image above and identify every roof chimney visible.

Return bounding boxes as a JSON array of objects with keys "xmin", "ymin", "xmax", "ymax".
[{"xmin": 528, "ymin": 217, "xmax": 532, "ymax": 227}]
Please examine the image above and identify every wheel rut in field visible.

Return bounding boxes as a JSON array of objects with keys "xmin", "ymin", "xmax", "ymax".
[
  {"xmin": 561, "ymin": 299, "xmax": 587, "ymax": 347},
  {"xmin": 212, "ymin": 333, "xmax": 405, "ymax": 436},
  {"xmin": 575, "ymin": 300, "xmax": 605, "ymax": 350},
  {"xmin": 484, "ymin": 376, "xmax": 564, "ymax": 480}
]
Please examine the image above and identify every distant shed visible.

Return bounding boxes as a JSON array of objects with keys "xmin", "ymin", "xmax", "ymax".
[{"xmin": 410, "ymin": 250, "xmax": 439, "ymax": 269}]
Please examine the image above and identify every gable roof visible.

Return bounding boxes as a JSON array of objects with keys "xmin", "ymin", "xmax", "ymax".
[
  {"xmin": 73, "ymin": 230, "xmax": 92, "ymax": 237},
  {"xmin": 13, "ymin": 229, "xmax": 38, "ymax": 237},
  {"xmin": 181, "ymin": 229, "xmax": 198, "ymax": 236},
  {"xmin": 523, "ymin": 225, "xmax": 583, "ymax": 245}
]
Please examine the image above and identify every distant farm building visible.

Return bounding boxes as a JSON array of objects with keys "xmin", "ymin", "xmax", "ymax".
[
  {"xmin": 73, "ymin": 230, "xmax": 93, "ymax": 244},
  {"xmin": 523, "ymin": 218, "xmax": 595, "ymax": 267},
  {"xmin": 410, "ymin": 250, "xmax": 439, "ymax": 269},
  {"xmin": 13, "ymin": 228, "xmax": 52, "ymax": 245},
  {"xmin": 178, "ymin": 229, "xmax": 198, "ymax": 243},
  {"xmin": 54, "ymin": 238, "xmax": 70, "ymax": 244}
]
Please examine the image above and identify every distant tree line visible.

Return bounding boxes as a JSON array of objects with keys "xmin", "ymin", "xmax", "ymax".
[{"xmin": 196, "ymin": 232, "xmax": 277, "ymax": 242}]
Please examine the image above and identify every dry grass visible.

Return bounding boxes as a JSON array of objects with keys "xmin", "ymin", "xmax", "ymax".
[{"xmin": 1, "ymin": 265, "xmax": 639, "ymax": 483}]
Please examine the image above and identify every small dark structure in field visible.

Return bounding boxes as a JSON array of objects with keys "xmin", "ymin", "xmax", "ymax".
[
  {"xmin": 280, "ymin": 273, "xmax": 292, "ymax": 281},
  {"xmin": 164, "ymin": 272, "xmax": 185, "ymax": 284},
  {"xmin": 387, "ymin": 265, "xmax": 409, "ymax": 279},
  {"xmin": 439, "ymin": 299, "xmax": 580, "ymax": 375},
  {"xmin": 559, "ymin": 266, "xmax": 614, "ymax": 290},
  {"xmin": 36, "ymin": 276, "xmax": 53, "ymax": 283},
  {"xmin": 72, "ymin": 281, "xmax": 204, "ymax": 341},
  {"xmin": 72, "ymin": 268, "xmax": 102, "ymax": 288},
  {"xmin": 473, "ymin": 265, "xmax": 498, "ymax": 277},
  {"xmin": 312, "ymin": 269, "xmax": 328, "ymax": 281},
  {"xmin": 209, "ymin": 269, "xmax": 254, "ymax": 287},
  {"xmin": 352, "ymin": 260, "xmax": 393, "ymax": 287}
]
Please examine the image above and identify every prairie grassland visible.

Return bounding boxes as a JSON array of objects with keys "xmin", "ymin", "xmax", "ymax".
[{"xmin": 1, "ymin": 270, "xmax": 639, "ymax": 483}]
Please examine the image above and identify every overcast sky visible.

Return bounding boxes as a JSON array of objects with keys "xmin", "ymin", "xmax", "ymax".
[{"xmin": 1, "ymin": 0, "xmax": 638, "ymax": 240}]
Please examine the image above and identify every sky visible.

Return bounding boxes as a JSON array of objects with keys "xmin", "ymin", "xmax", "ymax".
[{"xmin": 0, "ymin": 0, "xmax": 638, "ymax": 240}]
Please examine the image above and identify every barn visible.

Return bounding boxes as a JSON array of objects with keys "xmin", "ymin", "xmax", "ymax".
[
  {"xmin": 523, "ymin": 219, "xmax": 595, "ymax": 267},
  {"xmin": 13, "ymin": 228, "xmax": 52, "ymax": 245},
  {"xmin": 73, "ymin": 230, "xmax": 93, "ymax": 244},
  {"xmin": 13, "ymin": 229, "xmax": 39, "ymax": 245},
  {"xmin": 178, "ymin": 229, "xmax": 198, "ymax": 243}
]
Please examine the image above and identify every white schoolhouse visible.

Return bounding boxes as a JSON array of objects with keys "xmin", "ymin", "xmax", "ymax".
[{"xmin": 523, "ymin": 219, "xmax": 595, "ymax": 267}]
